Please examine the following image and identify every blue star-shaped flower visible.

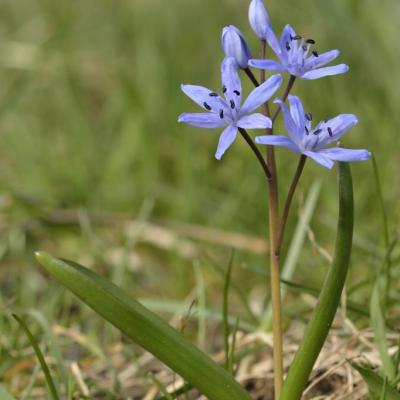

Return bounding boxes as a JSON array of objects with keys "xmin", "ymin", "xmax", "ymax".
[
  {"xmin": 249, "ymin": 24, "xmax": 349, "ymax": 80},
  {"xmin": 255, "ymin": 95, "xmax": 371, "ymax": 168},
  {"xmin": 179, "ymin": 57, "xmax": 282, "ymax": 159}
]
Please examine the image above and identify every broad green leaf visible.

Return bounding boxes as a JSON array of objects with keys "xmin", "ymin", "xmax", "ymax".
[
  {"xmin": 280, "ymin": 163, "xmax": 354, "ymax": 400},
  {"xmin": 35, "ymin": 252, "xmax": 252, "ymax": 400},
  {"xmin": 351, "ymin": 363, "xmax": 400, "ymax": 400}
]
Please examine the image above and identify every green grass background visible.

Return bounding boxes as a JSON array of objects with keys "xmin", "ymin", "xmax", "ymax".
[{"xmin": 0, "ymin": 0, "xmax": 399, "ymax": 396}]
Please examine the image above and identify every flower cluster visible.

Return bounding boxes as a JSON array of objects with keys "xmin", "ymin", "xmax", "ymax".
[{"xmin": 178, "ymin": 0, "xmax": 370, "ymax": 168}]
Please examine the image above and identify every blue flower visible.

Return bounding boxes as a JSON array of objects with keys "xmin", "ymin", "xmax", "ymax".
[
  {"xmin": 222, "ymin": 25, "xmax": 252, "ymax": 69},
  {"xmin": 255, "ymin": 95, "xmax": 371, "ymax": 168},
  {"xmin": 249, "ymin": 24, "xmax": 349, "ymax": 80},
  {"xmin": 179, "ymin": 57, "xmax": 282, "ymax": 160},
  {"xmin": 248, "ymin": 0, "xmax": 272, "ymax": 40}
]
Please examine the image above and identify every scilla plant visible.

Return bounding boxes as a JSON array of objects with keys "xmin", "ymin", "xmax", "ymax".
[{"xmin": 35, "ymin": 1, "xmax": 371, "ymax": 399}]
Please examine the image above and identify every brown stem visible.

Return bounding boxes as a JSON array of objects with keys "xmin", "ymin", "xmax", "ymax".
[
  {"xmin": 238, "ymin": 128, "xmax": 272, "ymax": 181},
  {"xmin": 244, "ymin": 68, "xmax": 259, "ymax": 87},
  {"xmin": 275, "ymin": 155, "xmax": 307, "ymax": 256},
  {"xmin": 272, "ymin": 75, "xmax": 296, "ymax": 123}
]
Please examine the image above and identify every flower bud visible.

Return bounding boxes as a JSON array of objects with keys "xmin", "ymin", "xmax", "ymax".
[
  {"xmin": 222, "ymin": 25, "xmax": 251, "ymax": 69},
  {"xmin": 248, "ymin": 0, "xmax": 271, "ymax": 40}
]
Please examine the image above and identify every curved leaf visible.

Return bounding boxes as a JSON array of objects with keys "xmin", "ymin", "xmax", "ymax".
[
  {"xmin": 35, "ymin": 252, "xmax": 252, "ymax": 400},
  {"xmin": 280, "ymin": 162, "xmax": 354, "ymax": 400}
]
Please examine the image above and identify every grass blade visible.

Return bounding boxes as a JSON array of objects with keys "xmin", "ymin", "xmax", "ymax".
[
  {"xmin": 12, "ymin": 313, "xmax": 60, "ymax": 400},
  {"xmin": 35, "ymin": 252, "xmax": 252, "ymax": 400},
  {"xmin": 223, "ymin": 251, "xmax": 234, "ymax": 370},
  {"xmin": 0, "ymin": 384, "xmax": 17, "ymax": 400},
  {"xmin": 351, "ymin": 363, "xmax": 400, "ymax": 400},
  {"xmin": 280, "ymin": 163, "xmax": 354, "ymax": 400}
]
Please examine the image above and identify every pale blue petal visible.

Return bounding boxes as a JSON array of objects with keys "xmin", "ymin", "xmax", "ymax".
[
  {"xmin": 273, "ymin": 98, "xmax": 302, "ymax": 144},
  {"xmin": 248, "ymin": 59, "xmax": 286, "ymax": 71},
  {"xmin": 240, "ymin": 74, "xmax": 282, "ymax": 115},
  {"xmin": 304, "ymin": 49, "xmax": 340, "ymax": 70},
  {"xmin": 318, "ymin": 147, "xmax": 371, "ymax": 162},
  {"xmin": 302, "ymin": 64, "xmax": 349, "ymax": 80},
  {"xmin": 255, "ymin": 135, "xmax": 300, "ymax": 152},
  {"xmin": 236, "ymin": 113, "xmax": 272, "ymax": 129},
  {"xmin": 303, "ymin": 151, "xmax": 334, "ymax": 169},
  {"xmin": 215, "ymin": 125, "xmax": 238, "ymax": 160},
  {"xmin": 222, "ymin": 25, "xmax": 251, "ymax": 69},
  {"xmin": 279, "ymin": 24, "xmax": 297, "ymax": 63},
  {"xmin": 181, "ymin": 84, "xmax": 227, "ymax": 112},
  {"xmin": 248, "ymin": 0, "xmax": 272, "ymax": 40},
  {"xmin": 288, "ymin": 95, "xmax": 306, "ymax": 132},
  {"xmin": 221, "ymin": 57, "xmax": 242, "ymax": 113},
  {"xmin": 178, "ymin": 113, "xmax": 227, "ymax": 128},
  {"xmin": 315, "ymin": 114, "xmax": 358, "ymax": 148},
  {"xmin": 264, "ymin": 25, "xmax": 282, "ymax": 56}
]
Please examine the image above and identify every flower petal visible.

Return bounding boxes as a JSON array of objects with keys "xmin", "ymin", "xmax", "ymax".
[
  {"xmin": 315, "ymin": 114, "xmax": 358, "ymax": 147},
  {"xmin": 288, "ymin": 95, "xmax": 306, "ymax": 132},
  {"xmin": 273, "ymin": 98, "xmax": 302, "ymax": 144},
  {"xmin": 304, "ymin": 49, "xmax": 340, "ymax": 70},
  {"xmin": 178, "ymin": 113, "xmax": 227, "ymax": 128},
  {"xmin": 215, "ymin": 125, "xmax": 238, "ymax": 160},
  {"xmin": 221, "ymin": 57, "xmax": 242, "ymax": 110},
  {"xmin": 236, "ymin": 113, "xmax": 272, "ymax": 129},
  {"xmin": 240, "ymin": 74, "xmax": 282, "ymax": 115},
  {"xmin": 255, "ymin": 135, "xmax": 300, "ymax": 152},
  {"xmin": 318, "ymin": 147, "xmax": 371, "ymax": 162},
  {"xmin": 222, "ymin": 25, "xmax": 251, "ymax": 69},
  {"xmin": 248, "ymin": 0, "xmax": 272, "ymax": 40},
  {"xmin": 279, "ymin": 24, "xmax": 297, "ymax": 62},
  {"xmin": 248, "ymin": 59, "xmax": 286, "ymax": 71},
  {"xmin": 264, "ymin": 25, "xmax": 282, "ymax": 56},
  {"xmin": 303, "ymin": 150, "xmax": 334, "ymax": 169},
  {"xmin": 301, "ymin": 64, "xmax": 349, "ymax": 80},
  {"xmin": 181, "ymin": 84, "xmax": 227, "ymax": 112}
]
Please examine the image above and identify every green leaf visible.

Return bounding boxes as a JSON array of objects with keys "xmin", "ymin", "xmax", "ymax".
[
  {"xmin": 351, "ymin": 363, "xmax": 400, "ymax": 400},
  {"xmin": 280, "ymin": 163, "xmax": 354, "ymax": 400},
  {"xmin": 0, "ymin": 384, "xmax": 17, "ymax": 400},
  {"xmin": 12, "ymin": 314, "xmax": 60, "ymax": 400},
  {"xmin": 370, "ymin": 281, "xmax": 395, "ymax": 379},
  {"xmin": 35, "ymin": 252, "xmax": 252, "ymax": 400}
]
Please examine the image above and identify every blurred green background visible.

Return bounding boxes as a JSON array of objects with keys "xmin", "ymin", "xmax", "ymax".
[{"xmin": 0, "ymin": 0, "xmax": 399, "ymax": 395}]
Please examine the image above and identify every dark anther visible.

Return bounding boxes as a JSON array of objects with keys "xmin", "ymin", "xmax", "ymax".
[
  {"xmin": 305, "ymin": 126, "xmax": 309, "ymax": 135},
  {"xmin": 328, "ymin": 127, "xmax": 333, "ymax": 137},
  {"xmin": 203, "ymin": 102, "xmax": 212, "ymax": 111},
  {"xmin": 230, "ymin": 100, "xmax": 235, "ymax": 109},
  {"xmin": 233, "ymin": 90, "xmax": 241, "ymax": 96},
  {"xmin": 306, "ymin": 39, "xmax": 316, "ymax": 44},
  {"xmin": 324, "ymin": 119, "xmax": 328, "ymax": 123},
  {"xmin": 312, "ymin": 51, "xmax": 319, "ymax": 57},
  {"xmin": 219, "ymin": 109, "xmax": 224, "ymax": 119},
  {"xmin": 305, "ymin": 112, "xmax": 312, "ymax": 121},
  {"xmin": 286, "ymin": 41, "xmax": 291, "ymax": 51},
  {"xmin": 302, "ymin": 45, "xmax": 308, "ymax": 51},
  {"xmin": 313, "ymin": 129, "xmax": 322, "ymax": 135},
  {"xmin": 222, "ymin": 86, "xmax": 227, "ymax": 93},
  {"xmin": 291, "ymin": 34, "xmax": 302, "ymax": 41},
  {"xmin": 209, "ymin": 92, "xmax": 218, "ymax": 97}
]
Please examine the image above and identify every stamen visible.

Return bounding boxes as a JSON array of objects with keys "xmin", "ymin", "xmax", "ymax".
[
  {"xmin": 219, "ymin": 109, "xmax": 224, "ymax": 119},
  {"xmin": 313, "ymin": 129, "xmax": 322, "ymax": 135},
  {"xmin": 291, "ymin": 34, "xmax": 302, "ymax": 41},
  {"xmin": 302, "ymin": 45, "xmax": 308, "ymax": 52},
  {"xmin": 209, "ymin": 92, "xmax": 218, "ymax": 97},
  {"xmin": 203, "ymin": 102, "xmax": 212, "ymax": 111},
  {"xmin": 222, "ymin": 86, "xmax": 227, "ymax": 93},
  {"xmin": 286, "ymin": 41, "xmax": 291, "ymax": 51},
  {"xmin": 305, "ymin": 126, "xmax": 309, "ymax": 135},
  {"xmin": 328, "ymin": 127, "xmax": 333, "ymax": 137},
  {"xmin": 306, "ymin": 39, "xmax": 316, "ymax": 44},
  {"xmin": 233, "ymin": 90, "xmax": 241, "ymax": 96},
  {"xmin": 312, "ymin": 50, "xmax": 319, "ymax": 57},
  {"xmin": 305, "ymin": 112, "xmax": 312, "ymax": 121},
  {"xmin": 230, "ymin": 100, "xmax": 235, "ymax": 109}
]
